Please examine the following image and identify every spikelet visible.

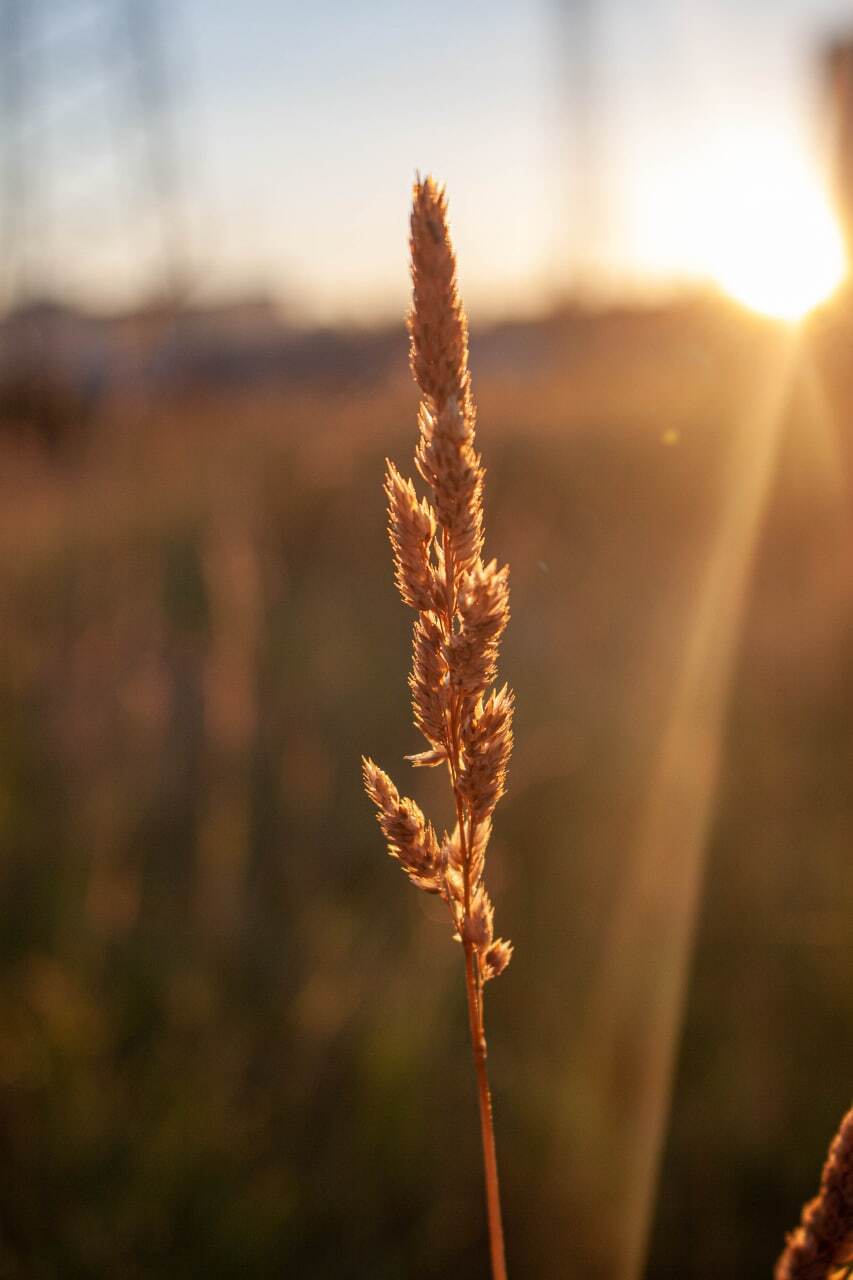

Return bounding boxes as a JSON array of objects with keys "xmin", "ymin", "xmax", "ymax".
[
  {"xmin": 362, "ymin": 757, "xmax": 444, "ymax": 894},
  {"xmin": 776, "ymin": 1106, "xmax": 853, "ymax": 1280},
  {"xmin": 451, "ymin": 560, "xmax": 511, "ymax": 719},
  {"xmin": 459, "ymin": 686, "xmax": 514, "ymax": 824},
  {"xmin": 442, "ymin": 816, "xmax": 492, "ymax": 891},
  {"xmin": 384, "ymin": 460, "xmax": 438, "ymax": 612},
  {"xmin": 415, "ymin": 397, "xmax": 484, "ymax": 580},
  {"xmin": 408, "ymin": 613, "xmax": 449, "ymax": 759},
  {"xmin": 362, "ymin": 175, "xmax": 514, "ymax": 982},
  {"xmin": 482, "ymin": 939, "xmax": 513, "ymax": 983}
]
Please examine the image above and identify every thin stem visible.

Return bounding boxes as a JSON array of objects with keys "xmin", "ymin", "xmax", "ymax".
[{"xmin": 464, "ymin": 943, "xmax": 508, "ymax": 1280}]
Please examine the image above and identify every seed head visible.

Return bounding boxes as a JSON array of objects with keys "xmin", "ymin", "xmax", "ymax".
[
  {"xmin": 408, "ymin": 176, "xmax": 471, "ymax": 415},
  {"xmin": 363, "ymin": 176, "xmax": 513, "ymax": 976}
]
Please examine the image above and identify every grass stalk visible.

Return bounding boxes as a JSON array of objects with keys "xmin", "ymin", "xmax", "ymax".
[{"xmin": 362, "ymin": 175, "xmax": 514, "ymax": 1278}]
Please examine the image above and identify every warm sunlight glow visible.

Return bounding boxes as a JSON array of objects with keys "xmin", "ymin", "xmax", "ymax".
[
  {"xmin": 709, "ymin": 173, "xmax": 846, "ymax": 321},
  {"xmin": 630, "ymin": 127, "xmax": 848, "ymax": 321},
  {"xmin": 702, "ymin": 136, "xmax": 848, "ymax": 320}
]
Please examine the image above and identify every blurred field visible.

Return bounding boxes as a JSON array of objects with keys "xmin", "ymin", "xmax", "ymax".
[{"xmin": 1, "ymin": 296, "xmax": 852, "ymax": 1278}]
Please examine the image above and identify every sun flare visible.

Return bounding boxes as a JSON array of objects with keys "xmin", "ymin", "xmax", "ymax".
[
  {"xmin": 708, "ymin": 170, "xmax": 847, "ymax": 322},
  {"xmin": 702, "ymin": 135, "xmax": 848, "ymax": 321},
  {"xmin": 633, "ymin": 128, "xmax": 848, "ymax": 322}
]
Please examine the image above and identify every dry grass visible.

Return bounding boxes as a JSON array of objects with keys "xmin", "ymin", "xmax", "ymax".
[
  {"xmin": 1, "ymin": 223, "xmax": 853, "ymax": 1276},
  {"xmin": 362, "ymin": 176, "xmax": 513, "ymax": 1278},
  {"xmin": 776, "ymin": 1106, "xmax": 853, "ymax": 1279}
]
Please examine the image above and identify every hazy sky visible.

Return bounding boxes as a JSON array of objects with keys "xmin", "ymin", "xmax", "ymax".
[{"xmin": 13, "ymin": 0, "xmax": 853, "ymax": 319}]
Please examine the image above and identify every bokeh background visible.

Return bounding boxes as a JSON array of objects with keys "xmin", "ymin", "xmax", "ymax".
[{"xmin": 2, "ymin": 2, "xmax": 853, "ymax": 1277}]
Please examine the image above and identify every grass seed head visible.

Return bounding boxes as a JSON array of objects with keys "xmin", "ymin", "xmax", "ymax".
[
  {"xmin": 408, "ymin": 176, "xmax": 471, "ymax": 416},
  {"xmin": 363, "ymin": 175, "xmax": 513, "ymax": 976}
]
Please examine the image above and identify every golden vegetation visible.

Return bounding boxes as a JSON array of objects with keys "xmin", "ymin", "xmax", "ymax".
[
  {"xmin": 363, "ymin": 176, "xmax": 513, "ymax": 1278},
  {"xmin": 777, "ymin": 1106, "xmax": 853, "ymax": 1280}
]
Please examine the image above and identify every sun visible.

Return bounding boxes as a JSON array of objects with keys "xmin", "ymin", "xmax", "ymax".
[
  {"xmin": 630, "ymin": 127, "xmax": 848, "ymax": 322},
  {"xmin": 703, "ymin": 143, "xmax": 847, "ymax": 321}
]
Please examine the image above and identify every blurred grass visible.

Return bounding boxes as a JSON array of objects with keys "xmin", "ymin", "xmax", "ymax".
[{"xmin": 0, "ymin": 299, "xmax": 852, "ymax": 1277}]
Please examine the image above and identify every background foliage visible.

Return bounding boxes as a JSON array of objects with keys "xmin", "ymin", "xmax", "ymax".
[{"xmin": 1, "ymin": 301, "xmax": 852, "ymax": 1277}]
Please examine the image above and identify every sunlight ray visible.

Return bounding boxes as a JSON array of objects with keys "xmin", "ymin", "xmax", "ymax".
[
  {"xmin": 795, "ymin": 336, "xmax": 850, "ymax": 509},
  {"xmin": 577, "ymin": 329, "xmax": 800, "ymax": 1279}
]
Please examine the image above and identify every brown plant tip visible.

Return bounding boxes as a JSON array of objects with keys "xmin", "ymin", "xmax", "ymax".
[
  {"xmin": 776, "ymin": 1106, "xmax": 853, "ymax": 1280},
  {"xmin": 408, "ymin": 176, "xmax": 471, "ymax": 415}
]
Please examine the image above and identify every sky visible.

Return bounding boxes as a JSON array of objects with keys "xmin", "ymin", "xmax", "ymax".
[{"xmin": 9, "ymin": 0, "xmax": 853, "ymax": 321}]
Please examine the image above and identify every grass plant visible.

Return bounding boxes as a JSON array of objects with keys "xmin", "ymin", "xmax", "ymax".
[
  {"xmin": 776, "ymin": 1106, "xmax": 853, "ymax": 1280},
  {"xmin": 362, "ymin": 176, "xmax": 513, "ymax": 1280}
]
